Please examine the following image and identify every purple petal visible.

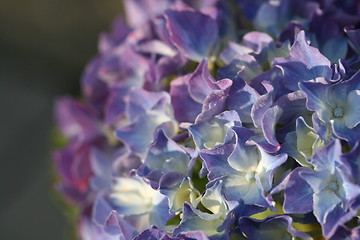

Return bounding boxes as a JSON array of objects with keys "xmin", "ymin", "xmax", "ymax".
[
  {"xmin": 93, "ymin": 195, "xmax": 114, "ymax": 225},
  {"xmin": 55, "ymin": 97, "xmax": 102, "ymax": 143},
  {"xmin": 81, "ymin": 57, "xmax": 110, "ymax": 111},
  {"xmin": 227, "ymin": 77, "xmax": 260, "ymax": 124},
  {"xmin": 273, "ymin": 31, "xmax": 332, "ymax": 91},
  {"xmin": 133, "ymin": 227, "xmax": 168, "ymax": 240},
  {"xmin": 195, "ymin": 81, "xmax": 233, "ymax": 123},
  {"xmin": 251, "ymin": 90, "xmax": 275, "ymax": 128},
  {"xmin": 144, "ymin": 53, "xmax": 187, "ymax": 91},
  {"xmin": 125, "ymin": 88, "xmax": 170, "ymax": 122},
  {"xmin": 179, "ymin": 231, "xmax": 209, "ymax": 240},
  {"xmin": 138, "ymin": 129, "xmax": 193, "ymax": 188},
  {"xmin": 104, "ymin": 87, "xmax": 129, "ymax": 125},
  {"xmin": 329, "ymin": 225, "xmax": 352, "ymax": 240},
  {"xmin": 200, "ymin": 138, "xmax": 238, "ymax": 180},
  {"xmin": 261, "ymin": 106, "xmax": 281, "ymax": 146},
  {"xmin": 242, "ymin": 31, "xmax": 273, "ymax": 53},
  {"xmin": 188, "ymin": 59, "xmax": 217, "ymax": 103},
  {"xmin": 54, "ymin": 142, "xmax": 93, "ymax": 203},
  {"xmin": 165, "ymin": 9, "xmax": 218, "ymax": 61},
  {"xmin": 271, "ymin": 167, "xmax": 314, "ymax": 213},
  {"xmin": 104, "ymin": 211, "xmax": 137, "ymax": 239},
  {"xmin": 124, "ymin": 0, "xmax": 173, "ymax": 27},
  {"xmin": 341, "ymin": 142, "xmax": 360, "ymax": 185},
  {"xmin": 170, "ymin": 74, "xmax": 203, "ymax": 123}
]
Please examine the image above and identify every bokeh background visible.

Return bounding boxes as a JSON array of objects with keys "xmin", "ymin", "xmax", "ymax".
[{"xmin": 0, "ymin": 1, "xmax": 123, "ymax": 239}]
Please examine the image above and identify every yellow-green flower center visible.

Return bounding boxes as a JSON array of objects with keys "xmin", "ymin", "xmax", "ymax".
[
  {"xmin": 245, "ymin": 171, "xmax": 256, "ymax": 182},
  {"xmin": 333, "ymin": 107, "xmax": 344, "ymax": 118}
]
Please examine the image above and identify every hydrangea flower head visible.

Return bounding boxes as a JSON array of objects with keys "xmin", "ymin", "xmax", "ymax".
[{"xmin": 54, "ymin": 1, "xmax": 360, "ymax": 239}]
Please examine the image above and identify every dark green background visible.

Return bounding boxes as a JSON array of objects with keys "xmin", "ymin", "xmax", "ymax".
[{"xmin": 0, "ymin": 1, "xmax": 123, "ymax": 239}]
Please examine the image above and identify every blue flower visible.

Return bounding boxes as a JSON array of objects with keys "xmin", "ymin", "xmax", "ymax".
[
  {"xmin": 201, "ymin": 127, "xmax": 287, "ymax": 206},
  {"xmin": 94, "ymin": 175, "xmax": 173, "ymax": 233},
  {"xmin": 115, "ymin": 88, "xmax": 178, "ymax": 156},
  {"xmin": 137, "ymin": 128, "xmax": 196, "ymax": 189},
  {"xmin": 282, "ymin": 116, "xmax": 326, "ymax": 167},
  {"xmin": 299, "ymin": 72, "xmax": 360, "ymax": 146},
  {"xmin": 300, "ymin": 140, "xmax": 360, "ymax": 238}
]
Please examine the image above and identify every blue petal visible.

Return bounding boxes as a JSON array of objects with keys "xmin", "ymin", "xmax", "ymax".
[
  {"xmin": 321, "ymin": 36, "xmax": 348, "ymax": 63},
  {"xmin": 340, "ymin": 142, "xmax": 360, "ymax": 185},
  {"xmin": 343, "ymin": 90, "xmax": 360, "ymax": 129},
  {"xmin": 104, "ymin": 211, "xmax": 137, "ymax": 239},
  {"xmin": 227, "ymin": 77, "xmax": 260, "ymax": 124},
  {"xmin": 220, "ymin": 42, "xmax": 252, "ymax": 64},
  {"xmin": 142, "ymin": 129, "xmax": 193, "ymax": 176},
  {"xmin": 298, "ymin": 81, "xmax": 331, "ymax": 121},
  {"xmin": 310, "ymin": 140, "xmax": 341, "ymax": 173},
  {"xmin": 300, "ymin": 169, "xmax": 331, "ymax": 193},
  {"xmin": 273, "ymin": 167, "xmax": 314, "ymax": 213},
  {"xmin": 200, "ymin": 139, "xmax": 238, "ymax": 181},
  {"xmin": 223, "ymin": 176, "xmax": 269, "ymax": 206},
  {"xmin": 331, "ymin": 119, "xmax": 360, "ymax": 147},
  {"xmin": 218, "ymin": 54, "xmax": 262, "ymax": 82}
]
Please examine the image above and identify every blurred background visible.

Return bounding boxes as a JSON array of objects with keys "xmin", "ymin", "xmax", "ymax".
[{"xmin": 0, "ymin": 1, "xmax": 123, "ymax": 239}]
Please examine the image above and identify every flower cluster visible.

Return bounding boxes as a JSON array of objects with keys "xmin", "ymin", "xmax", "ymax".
[{"xmin": 54, "ymin": 0, "xmax": 360, "ymax": 239}]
